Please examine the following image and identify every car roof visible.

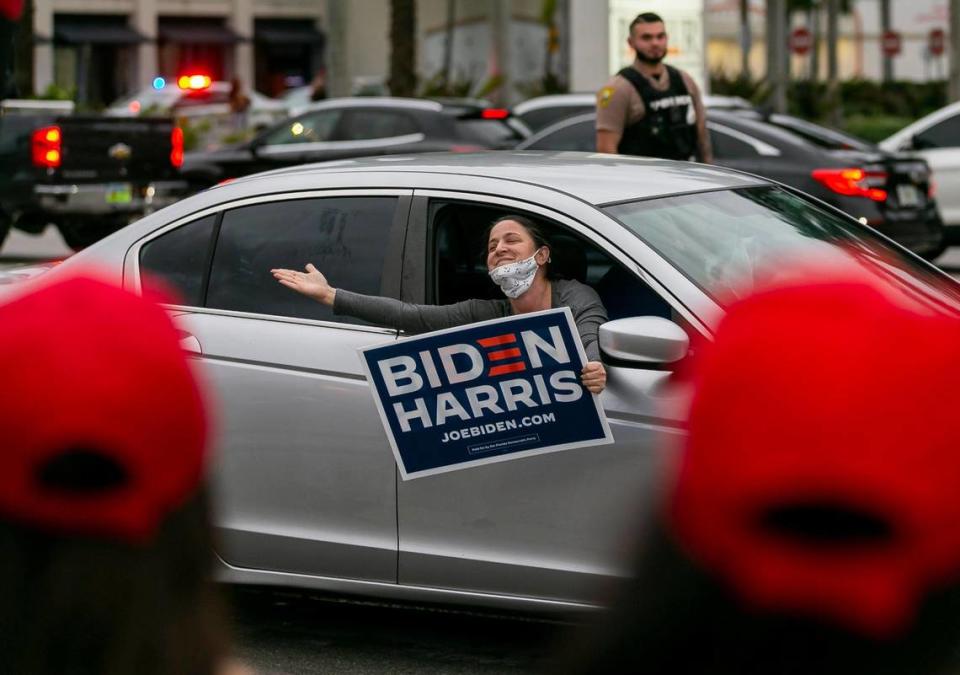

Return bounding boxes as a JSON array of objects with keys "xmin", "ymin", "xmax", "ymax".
[
  {"xmin": 227, "ymin": 151, "xmax": 768, "ymax": 205},
  {"xmin": 294, "ymin": 97, "xmax": 445, "ymax": 115},
  {"xmin": 512, "ymin": 94, "xmax": 596, "ymax": 114}
]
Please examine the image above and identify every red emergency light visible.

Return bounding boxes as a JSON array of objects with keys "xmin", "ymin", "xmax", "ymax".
[{"xmin": 178, "ymin": 74, "xmax": 212, "ymax": 91}]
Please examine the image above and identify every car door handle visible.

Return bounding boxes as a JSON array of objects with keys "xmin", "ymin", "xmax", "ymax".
[{"xmin": 178, "ymin": 330, "xmax": 202, "ymax": 355}]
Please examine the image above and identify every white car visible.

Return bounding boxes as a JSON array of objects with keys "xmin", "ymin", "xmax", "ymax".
[
  {"xmin": 881, "ymin": 103, "xmax": 960, "ymax": 245},
  {"xmin": 105, "ymin": 80, "xmax": 288, "ymax": 131}
]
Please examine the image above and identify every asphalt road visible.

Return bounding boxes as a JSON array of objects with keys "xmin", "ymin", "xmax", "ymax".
[{"xmin": 228, "ymin": 589, "xmax": 566, "ymax": 674}]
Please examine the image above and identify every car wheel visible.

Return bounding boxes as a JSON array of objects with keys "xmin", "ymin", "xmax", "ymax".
[{"xmin": 57, "ymin": 221, "xmax": 120, "ymax": 251}]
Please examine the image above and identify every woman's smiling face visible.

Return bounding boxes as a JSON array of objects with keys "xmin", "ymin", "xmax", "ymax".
[{"xmin": 486, "ymin": 220, "xmax": 546, "ymax": 271}]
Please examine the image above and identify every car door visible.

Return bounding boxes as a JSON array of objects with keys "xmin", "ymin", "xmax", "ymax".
[
  {"xmin": 394, "ymin": 192, "xmax": 696, "ymax": 606},
  {"xmin": 132, "ymin": 190, "xmax": 411, "ymax": 583},
  {"xmin": 911, "ymin": 115, "xmax": 960, "ymax": 227}
]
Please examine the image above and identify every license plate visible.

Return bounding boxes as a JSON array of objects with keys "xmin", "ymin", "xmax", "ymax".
[
  {"xmin": 896, "ymin": 184, "xmax": 921, "ymax": 208},
  {"xmin": 105, "ymin": 183, "xmax": 132, "ymax": 205}
]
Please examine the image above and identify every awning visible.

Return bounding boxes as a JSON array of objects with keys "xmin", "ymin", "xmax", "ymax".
[
  {"xmin": 54, "ymin": 18, "xmax": 145, "ymax": 45},
  {"xmin": 157, "ymin": 22, "xmax": 240, "ymax": 44},
  {"xmin": 255, "ymin": 21, "xmax": 325, "ymax": 46}
]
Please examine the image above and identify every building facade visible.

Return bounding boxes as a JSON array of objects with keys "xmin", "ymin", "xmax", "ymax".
[{"xmin": 32, "ymin": 0, "xmax": 324, "ymax": 104}]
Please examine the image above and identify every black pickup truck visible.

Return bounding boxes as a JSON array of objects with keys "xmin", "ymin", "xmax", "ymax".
[{"xmin": 0, "ymin": 107, "xmax": 187, "ymax": 249}]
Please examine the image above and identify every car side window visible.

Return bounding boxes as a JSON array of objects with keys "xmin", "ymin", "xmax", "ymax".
[
  {"xmin": 430, "ymin": 200, "xmax": 673, "ymax": 321},
  {"xmin": 262, "ymin": 110, "xmax": 342, "ymax": 146},
  {"xmin": 333, "ymin": 110, "xmax": 419, "ymax": 141},
  {"xmin": 206, "ymin": 196, "xmax": 397, "ymax": 324},
  {"xmin": 527, "ymin": 120, "xmax": 595, "ymax": 151},
  {"xmin": 915, "ymin": 115, "xmax": 960, "ymax": 149},
  {"xmin": 709, "ymin": 128, "xmax": 760, "ymax": 159},
  {"xmin": 139, "ymin": 214, "xmax": 217, "ymax": 306}
]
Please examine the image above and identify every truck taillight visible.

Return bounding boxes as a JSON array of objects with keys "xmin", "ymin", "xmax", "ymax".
[
  {"xmin": 811, "ymin": 167, "xmax": 888, "ymax": 202},
  {"xmin": 31, "ymin": 125, "xmax": 62, "ymax": 169},
  {"xmin": 170, "ymin": 127, "xmax": 184, "ymax": 168}
]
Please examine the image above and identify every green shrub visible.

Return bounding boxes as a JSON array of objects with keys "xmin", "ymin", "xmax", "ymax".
[
  {"xmin": 840, "ymin": 114, "xmax": 912, "ymax": 143},
  {"xmin": 711, "ymin": 72, "xmax": 943, "ymax": 143}
]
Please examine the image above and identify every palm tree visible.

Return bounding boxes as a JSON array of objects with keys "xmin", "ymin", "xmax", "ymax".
[
  {"xmin": 389, "ymin": 0, "xmax": 417, "ymax": 97},
  {"xmin": 442, "ymin": 0, "xmax": 455, "ymax": 89},
  {"xmin": 739, "ymin": 0, "xmax": 751, "ymax": 79}
]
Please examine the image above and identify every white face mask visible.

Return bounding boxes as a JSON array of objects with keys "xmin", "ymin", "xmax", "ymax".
[{"xmin": 489, "ymin": 249, "xmax": 543, "ymax": 299}]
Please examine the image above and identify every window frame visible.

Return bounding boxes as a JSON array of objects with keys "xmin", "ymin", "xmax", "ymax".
[
  {"xmin": 914, "ymin": 113, "xmax": 960, "ymax": 150},
  {"xmin": 126, "ymin": 189, "xmax": 412, "ymax": 333},
  {"xmin": 401, "ymin": 190, "xmax": 710, "ymax": 338}
]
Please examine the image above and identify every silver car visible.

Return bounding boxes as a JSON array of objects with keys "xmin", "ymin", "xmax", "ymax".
[{"xmin": 11, "ymin": 153, "xmax": 958, "ymax": 613}]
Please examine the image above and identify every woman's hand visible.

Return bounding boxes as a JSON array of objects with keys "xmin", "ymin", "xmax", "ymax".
[
  {"xmin": 271, "ymin": 263, "xmax": 336, "ymax": 306},
  {"xmin": 581, "ymin": 361, "xmax": 607, "ymax": 394}
]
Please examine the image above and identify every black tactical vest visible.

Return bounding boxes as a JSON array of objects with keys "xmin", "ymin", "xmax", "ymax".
[{"xmin": 616, "ymin": 64, "xmax": 698, "ymax": 161}]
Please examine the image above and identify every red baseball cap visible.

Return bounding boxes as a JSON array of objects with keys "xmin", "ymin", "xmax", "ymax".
[
  {"xmin": 0, "ymin": 0, "xmax": 23, "ymax": 21},
  {"xmin": 0, "ymin": 274, "xmax": 209, "ymax": 543},
  {"xmin": 670, "ymin": 267, "xmax": 960, "ymax": 638}
]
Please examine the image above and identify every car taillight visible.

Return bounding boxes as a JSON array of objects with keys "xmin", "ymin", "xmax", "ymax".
[
  {"xmin": 929, "ymin": 178, "xmax": 937, "ymax": 198},
  {"xmin": 449, "ymin": 144, "xmax": 485, "ymax": 153},
  {"xmin": 31, "ymin": 125, "xmax": 62, "ymax": 169},
  {"xmin": 170, "ymin": 127, "xmax": 184, "ymax": 168},
  {"xmin": 811, "ymin": 167, "xmax": 887, "ymax": 202},
  {"xmin": 481, "ymin": 108, "xmax": 509, "ymax": 119}
]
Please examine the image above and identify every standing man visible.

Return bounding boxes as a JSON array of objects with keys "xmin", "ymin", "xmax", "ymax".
[{"xmin": 596, "ymin": 12, "xmax": 712, "ymax": 163}]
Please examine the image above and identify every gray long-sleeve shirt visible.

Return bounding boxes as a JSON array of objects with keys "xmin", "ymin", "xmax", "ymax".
[{"xmin": 334, "ymin": 278, "xmax": 608, "ymax": 362}]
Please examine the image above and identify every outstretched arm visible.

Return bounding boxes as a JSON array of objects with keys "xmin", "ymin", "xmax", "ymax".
[{"xmin": 271, "ymin": 264, "xmax": 502, "ymax": 333}]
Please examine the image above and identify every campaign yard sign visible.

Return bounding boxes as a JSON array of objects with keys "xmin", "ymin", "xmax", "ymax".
[{"xmin": 359, "ymin": 307, "xmax": 613, "ymax": 480}]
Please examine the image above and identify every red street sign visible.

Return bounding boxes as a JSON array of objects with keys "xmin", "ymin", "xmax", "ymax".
[
  {"xmin": 789, "ymin": 27, "xmax": 813, "ymax": 55},
  {"xmin": 929, "ymin": 28, "xmax": 946, "ymax": 56},
  {"xmin": 882, "ymin": 30, "xmax": 902, "ymax": 57}
]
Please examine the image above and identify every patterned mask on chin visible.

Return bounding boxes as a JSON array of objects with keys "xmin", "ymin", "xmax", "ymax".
[{"xmin": 489, "ymin": 249, "xmax": 543, "ymax": 299}]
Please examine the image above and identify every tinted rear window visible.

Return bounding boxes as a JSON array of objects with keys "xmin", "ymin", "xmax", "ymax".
[
  {"xmin": 206, "ymin": 196, "xmax": 397, "ymax": 324},
  {"xmin": 139, "ymin": 214, "xmax": 217, "ymax": 305}
]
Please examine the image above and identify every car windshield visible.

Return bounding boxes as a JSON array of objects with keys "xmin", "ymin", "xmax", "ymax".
[{"xmin": 604, "ymin": 186, "xmax": 960, "ymax": 310}]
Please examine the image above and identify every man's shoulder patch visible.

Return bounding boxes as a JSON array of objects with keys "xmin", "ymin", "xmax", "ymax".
[{"xmin": 597, "ymin": 86, "xmax": 616, "ymax": 108}]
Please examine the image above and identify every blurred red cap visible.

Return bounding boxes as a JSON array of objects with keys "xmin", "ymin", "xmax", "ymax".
[
  {"xmin": 0, "ymin": 274, "xmax": 208, "ymax": 543},
  {"xmin": 670, "ymin": 268, "xmax": 960, "ymax": 637},
  {"xmin": 0, "ymin": 0, "xmax": 23, "ymax": 21}
]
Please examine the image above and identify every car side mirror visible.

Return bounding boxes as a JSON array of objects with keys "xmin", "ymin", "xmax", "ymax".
[{"xmin": 599, "ymin": 317, "xmax": 689, "ymax": 365}]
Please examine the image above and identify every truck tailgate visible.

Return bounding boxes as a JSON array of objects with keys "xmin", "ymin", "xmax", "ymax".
[{"xmin": 57, "ymin": 116, "xmax": 177, "ymax": 183}]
